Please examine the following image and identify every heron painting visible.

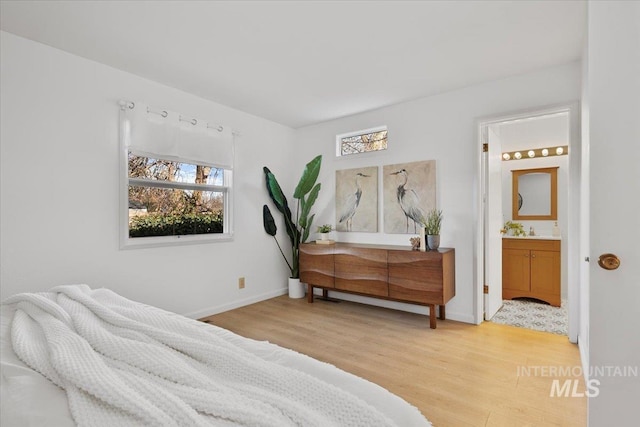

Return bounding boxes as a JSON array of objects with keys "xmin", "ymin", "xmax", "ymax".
[
  {"xmin": 383, "ymin": 160, "xmax": 436, "ymax": 234},
  {"xmin": 335, "ymin": 166, "xmax": 378, "ymax": 232}
]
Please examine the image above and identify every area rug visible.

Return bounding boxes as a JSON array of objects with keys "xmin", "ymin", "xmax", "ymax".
[{"xmin": 490, "ymin": 298, "xmax": 568, "ymax": 335}]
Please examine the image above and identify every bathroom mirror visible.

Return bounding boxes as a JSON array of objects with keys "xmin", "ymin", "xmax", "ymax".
[{"xmin": 512, "ymin": 167, "xmax": 558, "ymax": 220}]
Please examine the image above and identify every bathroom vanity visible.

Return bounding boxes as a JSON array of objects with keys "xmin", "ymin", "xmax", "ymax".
[{"xmin": 502, "ymin": 236, "xmax": 561, "ymax": 306}]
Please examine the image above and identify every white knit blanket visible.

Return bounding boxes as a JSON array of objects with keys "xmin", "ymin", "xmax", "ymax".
[{"xmin": 5, "ymin": 285, "xmax": 399, "ymax": 427}]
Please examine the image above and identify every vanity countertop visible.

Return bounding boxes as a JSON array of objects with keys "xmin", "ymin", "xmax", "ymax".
[{"xmin": 502, "ymin": 235, "xmax": 561, "ymax": 240}]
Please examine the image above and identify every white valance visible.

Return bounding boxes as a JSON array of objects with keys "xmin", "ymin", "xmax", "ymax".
[{"xmin": 121, "ymin": 101, "xmax": 234, "ymax": 169}]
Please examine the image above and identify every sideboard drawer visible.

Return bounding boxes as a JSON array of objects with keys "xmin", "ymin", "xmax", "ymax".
[
  {"xmin": 300, "ymin": 244, "xmax": 335, "ymax": 288},
  {"xmin": 335, "ymin": 247, "xmax": 388, "ymax": 296},
  {"xmin": 388, "ymin": 266, "xmax": 445, "ymax": 304},
  {"xmin": 388, "ymin": 250, "xmax": 443, "ymax": 270}
]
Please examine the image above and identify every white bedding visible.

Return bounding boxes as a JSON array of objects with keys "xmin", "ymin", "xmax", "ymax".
[{"xmin": 1, "ymin": 285, "xmax": 430, "ymax": 426}]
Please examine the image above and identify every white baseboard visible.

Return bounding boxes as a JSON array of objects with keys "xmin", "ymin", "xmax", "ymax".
[{"xmin": 183, "ymin": 287, "xmax": 288, "ymax": 319}]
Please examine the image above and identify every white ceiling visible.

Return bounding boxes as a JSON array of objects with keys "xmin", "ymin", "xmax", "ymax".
[{"xmin": 0, "ymin": 1, "xmax": 586, "ymax": 128}]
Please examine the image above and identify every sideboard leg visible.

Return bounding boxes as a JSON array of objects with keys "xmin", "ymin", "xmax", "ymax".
[
  {"xmin": 429, "ymin": 305, "xmax": 437, "ymax": 329},
  {"xmin": 439, "ymin": 305, "xmax": 446, "ymax": 320},
  {"xmin": 307, "ymin": 284, "xmax": 314, "ymax": 303}
]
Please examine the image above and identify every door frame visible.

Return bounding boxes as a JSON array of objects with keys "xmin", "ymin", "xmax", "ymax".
[{"xmin": 474, "ymin": 102, "xmax": 580, "ymax": 342}]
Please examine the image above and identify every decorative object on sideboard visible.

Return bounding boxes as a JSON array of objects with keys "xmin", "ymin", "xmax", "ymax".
[
  {"xmin": 410, "ymin": 236, "xmax": 421, "ymax": 250},
  {"xmin": 425, "ymin": 208, "xmax": 443, "ymax": 250},
  {"xmin": 262, "ymin": 155, "xmax": 322, "ymax": 298},
  {"xmin": 419, "ymin": 226, "xmax": 427, "ymax": 252}
]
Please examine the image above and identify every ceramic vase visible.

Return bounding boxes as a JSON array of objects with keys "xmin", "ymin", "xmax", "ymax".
[{"xmin": 427, "ymin": 235, "xmax": 440, "ymax": 250}]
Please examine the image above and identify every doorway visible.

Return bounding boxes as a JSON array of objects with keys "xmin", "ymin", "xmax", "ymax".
[{"xmin": 475, "ymin": 104, "xmax": 580, "ymax": 341}]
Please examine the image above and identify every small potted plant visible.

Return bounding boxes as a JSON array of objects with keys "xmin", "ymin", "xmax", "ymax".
[
  {"xmin": 501, "ymin": 220, "xmax": 526, "ymax": 237},
  {"xmin": 425, "ymin": 209, "xmax": 443, "ymax": 250},
  {"xmin": 317, "ymin": 224, "xmax": 333, "ymax": 240}
]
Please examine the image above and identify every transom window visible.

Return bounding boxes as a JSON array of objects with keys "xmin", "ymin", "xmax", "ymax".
[{"xmin": 336, "ymin": 126, "xmax": 387, "ymax": 156}]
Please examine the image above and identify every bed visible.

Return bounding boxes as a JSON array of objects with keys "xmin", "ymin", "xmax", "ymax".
[{"xmin": 1, "ymin": 285, "xmax": 431, "ymax": 426}]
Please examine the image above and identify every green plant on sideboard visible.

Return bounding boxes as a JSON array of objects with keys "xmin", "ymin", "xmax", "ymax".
[
  {"xmin": 425, "ymin": 209, "xmax": 443, "ymax": 235},
  {"xmin": 316, "ymin": 224, "xmax": 333, "ymax": 233},
  {"xmin": 262, "ymin": 155, "xmax": 322, "ymax": 279}
]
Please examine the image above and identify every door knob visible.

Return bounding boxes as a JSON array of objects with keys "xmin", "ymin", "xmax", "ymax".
[{"xmin": 598, "ymin": 253, "xmax": 620, "ymax": 270}]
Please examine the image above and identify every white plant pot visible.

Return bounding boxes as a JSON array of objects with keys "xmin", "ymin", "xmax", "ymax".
[
  {"xmin": 320, "ymin": 233, "xmax": 328, "ymax": 241},
  {"xmin": 288, "ymin": 277, "xmax": 305, "ymax": 299}
]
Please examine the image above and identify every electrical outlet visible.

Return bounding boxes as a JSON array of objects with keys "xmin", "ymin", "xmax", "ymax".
[{"xmin": 238, "ymin": 277, "xmax": 245, "ymax": 289}]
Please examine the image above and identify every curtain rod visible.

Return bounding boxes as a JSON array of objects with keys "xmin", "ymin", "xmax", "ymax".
[{"xmin": 119, "ymin": 100, "xmax": 241, "ymax": 136}]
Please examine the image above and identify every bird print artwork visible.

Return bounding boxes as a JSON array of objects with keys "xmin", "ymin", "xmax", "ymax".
[
  {"xmin": 383, "ymin": 160, "xmax": 436, "ymax": 234},
  {"xmin": 338, "ymin": 172, "xmax": 370, "ymax": 231},
  {"xmin": 335, "ymin": 166, "xmax": 378, "ymax": 232},
  {"xmin": 390, "ymin": 168, "xmax": 427, "ymax": 233}
]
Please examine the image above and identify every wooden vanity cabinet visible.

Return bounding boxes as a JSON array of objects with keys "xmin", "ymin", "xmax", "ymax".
[
  {"xmin": 502, "ymin": 238, "xmax": 561, "ymax": 306},
  {"xmin": 300, "ymin": 242, "xmax": 455, "ymax": 328}
]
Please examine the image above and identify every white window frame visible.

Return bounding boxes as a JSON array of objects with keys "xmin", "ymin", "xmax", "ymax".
[
  {"xmin": 336, "ymin": 125, "xmax": 388, "ymax": 157},
  {"xmin": 119, "ymin": 132, "xmax": 234, "ymax": 250}
]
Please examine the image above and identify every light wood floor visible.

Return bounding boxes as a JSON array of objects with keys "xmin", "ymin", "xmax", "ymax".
[{"xmin": 202, "ymin": 296, "xmax": 586, "ymax": 427}]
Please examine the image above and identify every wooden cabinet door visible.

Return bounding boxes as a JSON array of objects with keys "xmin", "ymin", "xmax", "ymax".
[
  {"xmin": 388, "ymin": 251, "xmax": 444, "ymax": 304},
  {"xmin": 502, "ymin": 248, "xmax": 530, "ymax": 292},
  {"xmin": 530, "ymin": 250, "xmax": 560, "ymax": 297},
  {"xmin": 300, "ymin": 244, "xmax": 335, "ymax": 288},
  {"xmin": 335, "ymin": 246, "xmax": 388, "ymax": 296}
]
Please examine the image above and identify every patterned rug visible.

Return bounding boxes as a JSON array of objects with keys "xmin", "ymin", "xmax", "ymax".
[{"xmin": 490, "ymin": 298, "xmax": 568, "ymax": 335}]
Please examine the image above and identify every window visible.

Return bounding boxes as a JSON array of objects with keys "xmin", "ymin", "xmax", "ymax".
[
  {"xmin": 336, "ymin": 126, "xmax": 387, "ymax": 156},
  {"xmin": 120, "ymin": 101, "xmax": 234, "ymax": 248},
  {"xmin": 127, "ymin": 154, "xmax": 230, "ymax": 238}
]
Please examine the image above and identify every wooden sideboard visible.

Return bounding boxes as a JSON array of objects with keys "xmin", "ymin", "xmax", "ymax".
[
  {"xmin": 502, "ymin": 238, "xmax": 561, "ymax": 306},
  {"xmin": 299, "ymin": 242, "xmax": 455, "ymax": 328}
]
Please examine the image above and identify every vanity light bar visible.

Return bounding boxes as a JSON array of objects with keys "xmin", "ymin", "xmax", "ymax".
[{"xmin": 502, "ymin": 145, "xmax": 568, "ymax": 161}]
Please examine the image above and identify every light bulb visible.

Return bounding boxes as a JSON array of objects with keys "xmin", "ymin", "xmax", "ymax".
[
  {"xmin": 502, "ymin": 153, "xmax": 511, "ymax": 160},
  {"xmin": 556, "ymin": 147, "xmax": 564, "ymax": 155},
  {"xmin": 541, "ymin": 148, "xmax": 549, "ymax": 157},
  {"xmin": 528, "ymin": 150, "xmax": 535, "ymax": 158},
  {"xmin": 514, "ymin": 152, "xmax": 522, "ymax": 160}
]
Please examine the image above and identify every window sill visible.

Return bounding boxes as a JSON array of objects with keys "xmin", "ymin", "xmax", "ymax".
[{"xmin": 120, "ymin": 233, "xmax": 234, "ymax": 250}]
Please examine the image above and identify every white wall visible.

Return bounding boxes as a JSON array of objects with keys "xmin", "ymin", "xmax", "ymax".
[
  {"xmin": 0, "ymin": 31, "xmax": 583, "ymax": 327},
  {"xmin": 499, "ymin": 114, "xmax": 569, "ymax": 298},
  {"xmin": 294, "ymin": 62, "xmax": 581, "ymax": 323},
  {"xmin": 0, "ymin": 32, "xmax": 296, "ymax": 317}
]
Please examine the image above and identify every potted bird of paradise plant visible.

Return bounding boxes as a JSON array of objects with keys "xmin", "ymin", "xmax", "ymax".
[{"xmin": 262, "ymin": 155, "xmax": 322, "ymax": 298}]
